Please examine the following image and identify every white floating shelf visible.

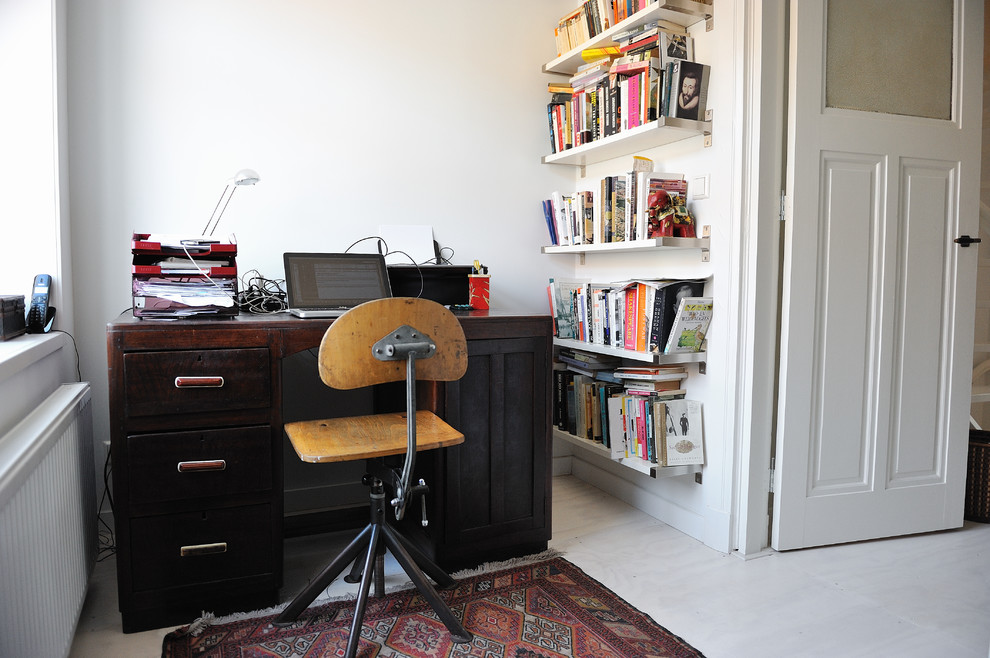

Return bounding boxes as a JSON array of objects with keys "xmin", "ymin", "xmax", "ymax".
[
  {"xmin": 552, "ymin": 337, "xmax": 706, "ymax": 365},
  {"xmin": 542, "ymin": 236, "xmax": 709, "ymax": 255},
  {"xmin": 554, "ymin": 428, "xmax": 702, "ymax": 479},
  {"xmin": 542, "ymin": 117, "xmax": 711, "ymax": 168},
  {"xmin": 543, "ymin": 0, "xmax": 714, "ymax": 76}
]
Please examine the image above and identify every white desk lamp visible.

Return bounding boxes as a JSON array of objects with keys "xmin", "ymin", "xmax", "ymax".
[{"xmin": 201, "ymin": 168, "xmax": 260, "ymax": 237}]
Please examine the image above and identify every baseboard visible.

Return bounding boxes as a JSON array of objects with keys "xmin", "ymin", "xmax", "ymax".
[
  {"xmin": 565, "ymin": 448, "xmax": 706, "ymax": 543},
  {"xmin": 552, "ymin": 454, "xmax": 572, "ymax": 476}
]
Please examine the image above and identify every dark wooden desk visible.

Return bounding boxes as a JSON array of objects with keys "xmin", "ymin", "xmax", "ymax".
[{"xmin": 106, "ymin": 310, "xmax": 552, "ymax": 633}]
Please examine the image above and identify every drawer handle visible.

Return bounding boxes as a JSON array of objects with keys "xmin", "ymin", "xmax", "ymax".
[
  {"xmin": 180, "ymin": 542, "xmax": 228, "ymax": 557},
  {"xmin": 177, "ymin": 459, "xmax": 226, "ymax": 473},
  {"xmin": 174, "ymin": 376, "xmax": 225, "ymax": 388}
]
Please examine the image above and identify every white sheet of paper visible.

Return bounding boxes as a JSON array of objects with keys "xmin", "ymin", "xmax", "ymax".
[{"xmin": 377, "ymin": 224, "xmax": 436, "ymax": 265}]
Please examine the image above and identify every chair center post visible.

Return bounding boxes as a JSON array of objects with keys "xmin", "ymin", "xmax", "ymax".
[{"xmin": 372, "ymin": 324, "xmax": 437, "ymax": 521}]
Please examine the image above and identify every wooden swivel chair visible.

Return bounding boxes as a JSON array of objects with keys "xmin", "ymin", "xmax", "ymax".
[{"xmin": 274, "ymin": 297, "xmax": 473, "ymax": 656}]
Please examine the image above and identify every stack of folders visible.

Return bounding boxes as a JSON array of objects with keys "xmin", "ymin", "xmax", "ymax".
[{"xmin": 131, "ymin": 233, "xmax": 238, "ymax": 319}]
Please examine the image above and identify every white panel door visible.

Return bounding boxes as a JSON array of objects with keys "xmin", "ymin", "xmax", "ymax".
[{"xmin": 772, "ymin": 0, "xmax": 983, "ymax": 550}]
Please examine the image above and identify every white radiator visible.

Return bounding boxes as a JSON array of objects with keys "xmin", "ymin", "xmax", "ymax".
[{"xmin": 0, "ymin": 383, "xmax": 96, "ymax": 658}]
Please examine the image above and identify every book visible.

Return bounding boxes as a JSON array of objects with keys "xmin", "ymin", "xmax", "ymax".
[
  {"xmin": 590, "ymin": 381, "xmax": 603, "ymax": 443},
  {"xmin": 662, "ymin": 60, "xmax": 677, "ymax": 117},
  {"xmin": 597, "ymin": 382, "xmax": 623, "ymax": 448},
  {"xmin": 625, "ymin": 73, "xmax": 641, "ymax": 129},
  {"xmin": 622, "ymin": 284, "xmax": 638, "ymax": 350},
  {"xmin": 542, "ymin": 199, "xmax": 558, "ymax": 245},
  {"xmin": 548, "ymin": 82, "xmax": 574, "ymax": 94},
  {"xmin": 612, "ymin": 176, "xmax": 626, "ymax": 242},
  {"xmin": 664, "ymin": 296, "xmax": 713, "ymax": 354},
  {"xmin": 651, "ymin": 400, "xmax": 667, "ymax": 463},
  {"xmin": 613, "ymin": 365, "xmax": 686, "ymax": 381},
  {"xmin": 658, "ymin": 31, "xmax": 694, "ymax": 66},
  {"xmin": 564, "ymin": 362, "xmax": 599, "ymax": 378},
  {"xmin": 557, "ymin": 351, "xmax": 620, "ymax": 370},
  {"xmin": 581, "ymin": 45, "xmax": 621, "ymax": 62},
  {"xmin": 573, "ymin": 374, "xmax": 589, "ymax": 440},
  {"xmin": 579, "ymin": 190, "xmax": 595, "ymax": 245},
  {"xmin": 550, "ymin": 278, "xmax": 584, "ymax": 339},
  {"xmin": 668, "ymin": 60, "xmax": 711, "ymax": 121},
  {"xmin": 570, "ymin": 64, "xmax": 610, "ymax": 91},
  {"xmin": 635, "ymin": 282, "xmax": 648, "ymax": 352},
  {"xmin": 608, "ymin": 288, "xmax": 624, "ymax": 346},
  {"xmin": 610, "ymin": 56, "xmax": 657, "ymax": 76},
  {"xmin": 647, "ymin": 59, "xmax": 663, "ymax": 122},
  {"xmin": 624, "ymin": 171, "xmax": 638, "ymax": 239},
  {"xmin": 565, "ymin": 376, "xmax": 577, "ymax": 435},
  {"xmin": 612, "ymin": 18, "xmax": 688, "ymax": 43},
  {"xmin": 660, "ymin": 399, "xmax": 704, "ymax": 466},
  {"xmin": 647, "ymin": 280, "xmax": 706, "ymax": 353},
  {"xmin": 606, "ymin": 395, "xmax": 627, "ymax": 460},
  {"xmin": 596, "ymin": 178, "xmax": 608, "ymax": 242},
  {"xmin": 553, "ymin": 368, "xmax": 572, "ymax": 430},
  {"xmin": 624, "ymin": 380, "xmax": 684, "ymax": 393},
  {"xmin": 619, "ymin": 32, "xmax": 659, "ymax": 53}
]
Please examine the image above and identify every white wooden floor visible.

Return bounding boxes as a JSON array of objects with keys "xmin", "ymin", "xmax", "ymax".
[{"xmin": 70, "ymin": 475, "xmax": 990, "ymax": 657}]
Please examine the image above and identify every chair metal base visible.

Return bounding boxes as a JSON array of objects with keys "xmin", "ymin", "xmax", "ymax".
[{"xmin": 274, "ymin": 477, "xmax": 473, "ymax": 658}]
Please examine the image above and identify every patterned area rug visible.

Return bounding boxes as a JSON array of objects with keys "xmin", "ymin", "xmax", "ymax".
[{"xmin": 161, "ymin": 554, "xmax": 704, "ymax": 657}]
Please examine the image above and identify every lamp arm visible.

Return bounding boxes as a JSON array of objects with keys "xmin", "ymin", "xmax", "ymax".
[{"xmin": 201, "ymin": 184, "xmax": 233, "ymax": 237}]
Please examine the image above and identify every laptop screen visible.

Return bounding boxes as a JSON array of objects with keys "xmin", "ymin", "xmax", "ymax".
[{"xmin": 283, "ymin": 252, "xmax": 392, "ymax": 309}]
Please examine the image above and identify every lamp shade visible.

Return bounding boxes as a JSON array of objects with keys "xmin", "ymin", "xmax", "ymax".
[{"xmin": 233, "ymin": 168, "xmax": 260, "ymax": 185}]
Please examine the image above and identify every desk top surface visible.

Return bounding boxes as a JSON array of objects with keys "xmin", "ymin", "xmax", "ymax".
[
  {"xmin": 109, "ymin": 308, "xmax": 548, "ymax": 328},
  {"xmin": 107, "ymin": 309, "xmax": 552, "ymax": 356}
]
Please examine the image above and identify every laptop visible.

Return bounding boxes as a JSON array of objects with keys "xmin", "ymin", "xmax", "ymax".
[{"xmin": 283, "ymin": 252, "xmax": 392, "ymax": 318}]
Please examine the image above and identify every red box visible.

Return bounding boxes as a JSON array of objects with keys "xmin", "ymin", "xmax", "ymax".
[{"xmin": 468, "ymin": 275, "xmax": 490, "ymax": 310}]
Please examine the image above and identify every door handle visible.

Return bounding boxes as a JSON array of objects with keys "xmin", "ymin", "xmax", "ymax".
[{"xmin": 954, "ymin": 235, "xmax": 982, "ymax": 247}]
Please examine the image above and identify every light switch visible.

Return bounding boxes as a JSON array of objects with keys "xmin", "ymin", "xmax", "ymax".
[{"xmin": 692, "ymin": 174, "xmax": 710, "ymax": 199}]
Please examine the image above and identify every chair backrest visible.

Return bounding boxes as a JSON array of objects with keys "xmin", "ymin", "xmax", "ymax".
[{"xmin": 318, "ymin": 297, "xmax": 467, "ymax": 390}]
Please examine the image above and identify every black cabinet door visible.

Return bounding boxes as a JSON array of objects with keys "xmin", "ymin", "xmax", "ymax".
[{"xmin": 439, "ymin": 336, "xmax": 551, "ymax": 566}]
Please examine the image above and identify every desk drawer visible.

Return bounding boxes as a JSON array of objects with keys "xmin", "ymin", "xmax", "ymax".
[
  {"xmin": 129, "ymin": 504, "xmax": 273, "ymax": 591},
  {"xmin": 123, "ymin": 348, "xmax": 270, "ymax": 417},
  {"xmin": 127, "ymin": 426, "xmax": 271, "ymax": 504}
]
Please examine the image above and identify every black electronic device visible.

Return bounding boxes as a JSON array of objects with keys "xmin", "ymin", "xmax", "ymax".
[
  {"xmin": 387, "ymin": 265, "xmax": 472, "ymax": 305},
  {"xmin": 27, "ymin": 274, "xmax": 55, "ymax": 333}
]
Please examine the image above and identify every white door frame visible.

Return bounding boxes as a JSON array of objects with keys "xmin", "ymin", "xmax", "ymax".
[{"xmin": 729, "ymin": 0, "xmax": 789, "ymax": 557}]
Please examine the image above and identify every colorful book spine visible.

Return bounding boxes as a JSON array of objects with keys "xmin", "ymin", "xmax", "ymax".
[
  {"xmin": 636, "ymin": 283, "xmax": 648, "ymax": 352},
  {"xmin": 623, "ymin": 286, "xmax": 638, "ymax": 350}
]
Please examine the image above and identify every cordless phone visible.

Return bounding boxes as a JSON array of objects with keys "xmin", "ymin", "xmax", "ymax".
[{"xmin": 27, "ymin": 274, "xmax": 54, "ymax": 333}]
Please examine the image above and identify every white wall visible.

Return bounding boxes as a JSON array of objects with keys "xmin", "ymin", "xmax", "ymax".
[
  {"xmin": 65, "ymin": 0, "xmax": 573, "ymax": 497},
  {"xmin": 65, "ymin": 0, "xmax": 745, "ymax": 553}
]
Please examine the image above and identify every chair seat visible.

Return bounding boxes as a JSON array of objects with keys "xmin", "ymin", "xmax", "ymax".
[{"xmin": 284, "ymin": 410, "xmax": 464, "ymax": 463}]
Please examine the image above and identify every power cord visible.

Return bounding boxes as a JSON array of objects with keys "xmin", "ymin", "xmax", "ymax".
[
  {"xmin": 49, "ymin": 329, "xmax": 82, "ymax": 382},
  {"xmin": 97, "ymin": 446, "xmax": 116, "ymax": 561},
  {"xmin": 437, "ymin": 245, "xmax": 455, "ymax": 265},
  {"xmin": 346, "ymin": 235, "xmax": 427, "ymax": 298},
  {"xmin": 237, "ymin": 269, "xmax": 287, "ymax": 314}
]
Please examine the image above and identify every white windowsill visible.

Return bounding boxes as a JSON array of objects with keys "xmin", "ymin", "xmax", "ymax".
[{"xmin": 0, "ymin": 333, "xmax": 67, "ymax": 386}]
